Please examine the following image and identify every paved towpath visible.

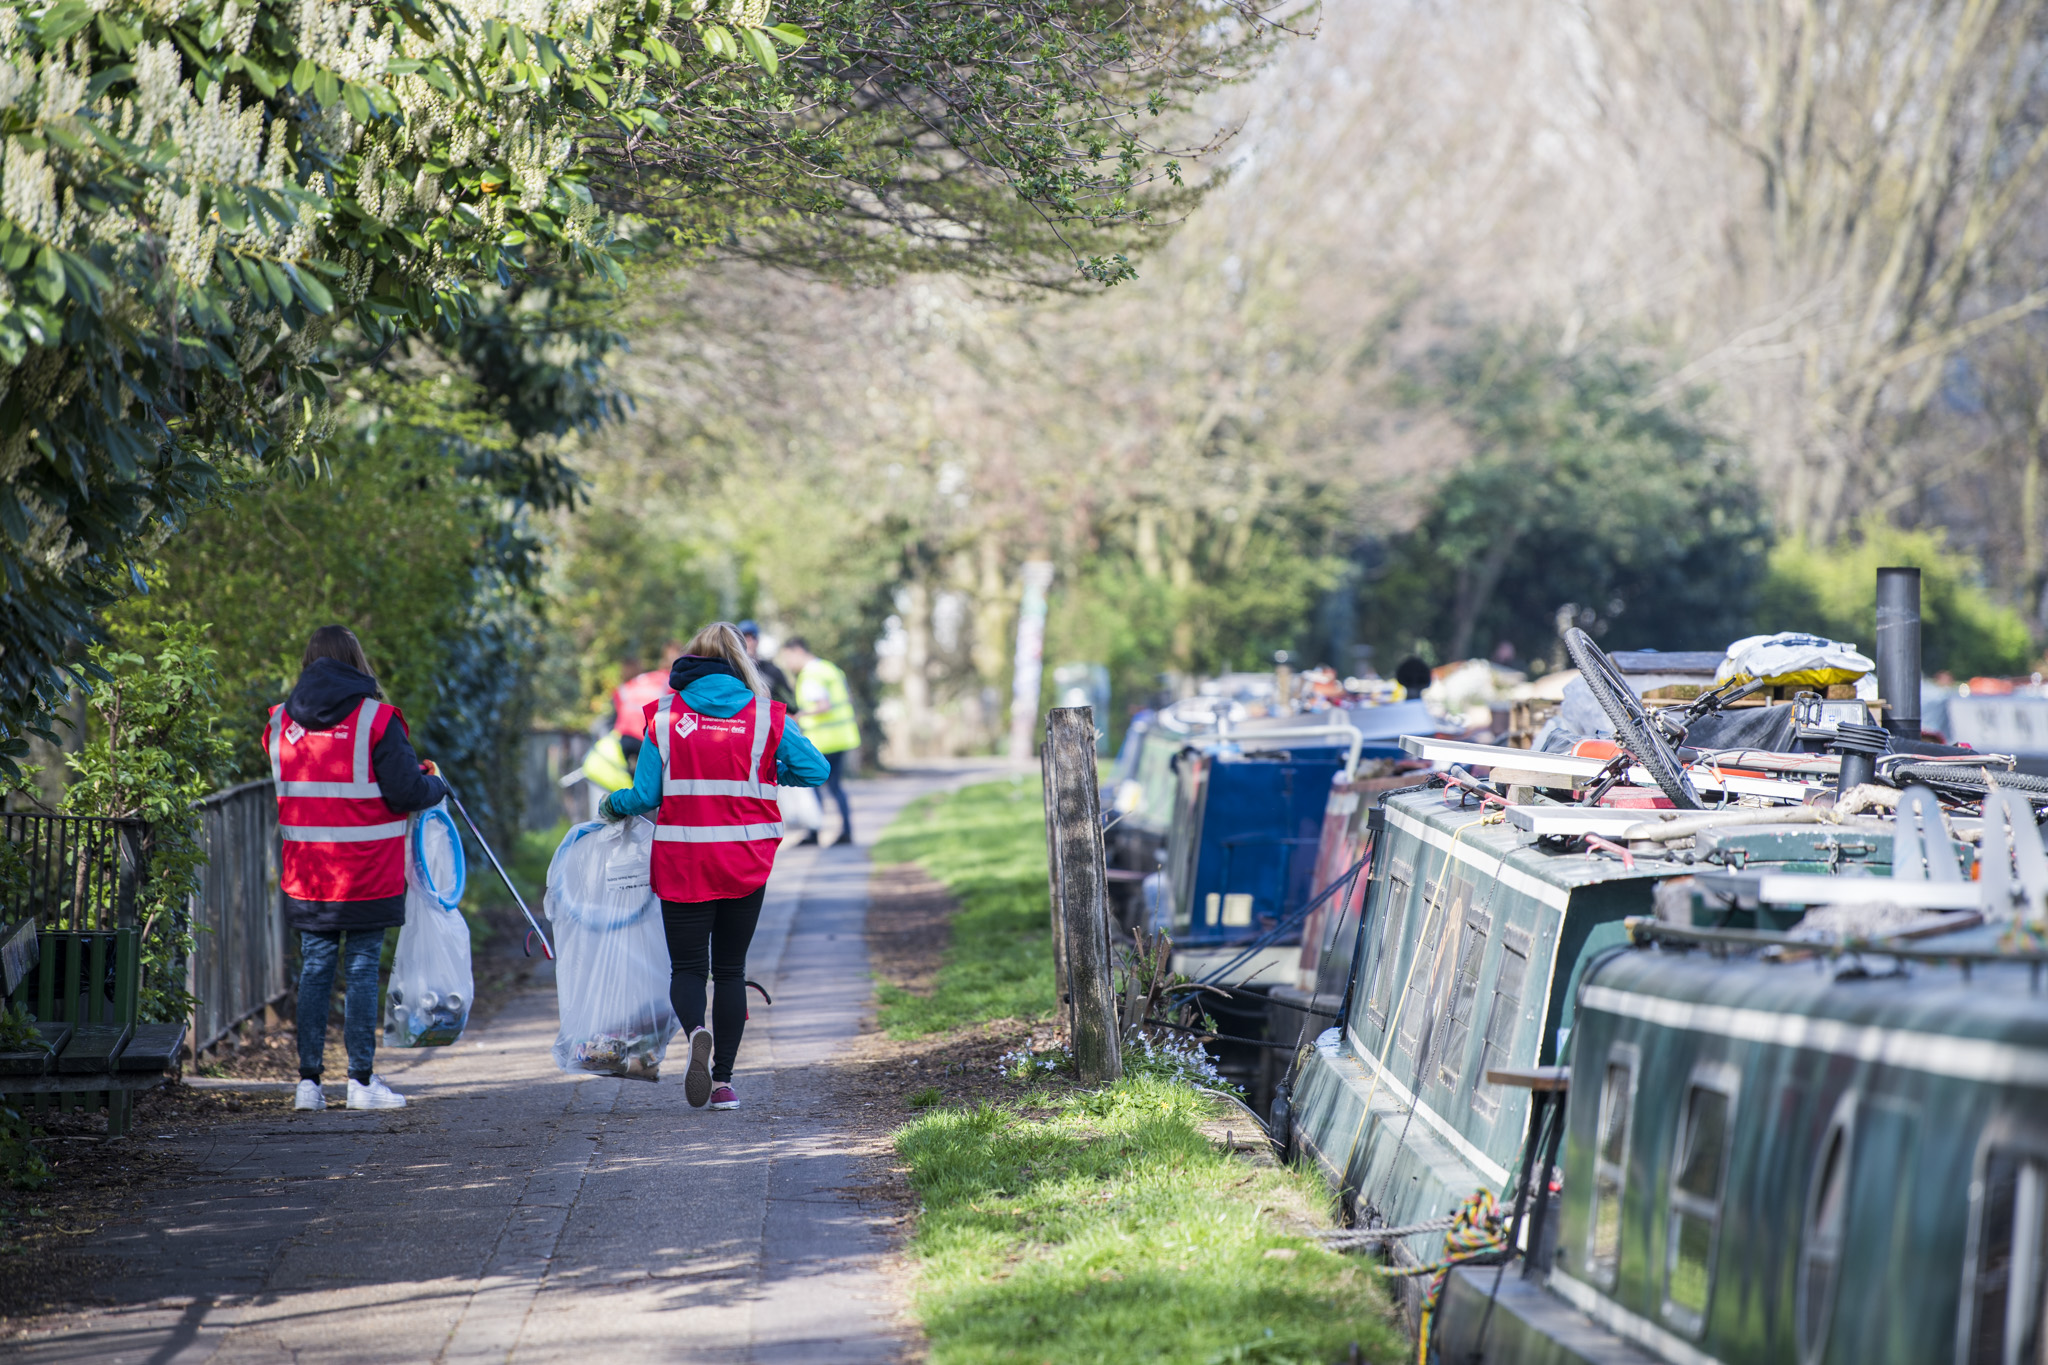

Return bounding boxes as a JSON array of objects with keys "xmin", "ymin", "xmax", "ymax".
[{"xmin": 7, "ymin": 764, "xmax": 1000, "ymax": 1365}]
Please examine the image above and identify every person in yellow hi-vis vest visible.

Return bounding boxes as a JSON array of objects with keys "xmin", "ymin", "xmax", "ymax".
[{"xmin": 778, "ymin": 637, "xmax": 860, "ymax": 846}]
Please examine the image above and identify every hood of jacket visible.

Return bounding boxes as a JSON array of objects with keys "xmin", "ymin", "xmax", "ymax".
[
  {"xmin": 285, "ymin": 659, "xmax": 382, "ymax": 731},
  {"xmin": 667, "ymin": 656, "xmax": 766, "ymax": 719}
]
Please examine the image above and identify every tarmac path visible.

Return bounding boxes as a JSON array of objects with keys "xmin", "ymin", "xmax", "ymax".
[{"xmin": 6, "ymin": 765, "xmax": 998, "ymax": 1365}]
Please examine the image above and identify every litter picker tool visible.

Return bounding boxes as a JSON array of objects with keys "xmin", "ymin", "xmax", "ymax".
[{"xmin": 446, "ymin": 790, "xmax": 556, "ymax": 960}]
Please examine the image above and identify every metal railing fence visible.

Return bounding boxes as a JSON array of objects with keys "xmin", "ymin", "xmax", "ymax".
[
  {"xmin": 0, "ymin": 811, "xmax": 147, "ymax": 933},
  {"xmin": 187, "ymin": 779, "xmax": 288, "ymax": 1053}
]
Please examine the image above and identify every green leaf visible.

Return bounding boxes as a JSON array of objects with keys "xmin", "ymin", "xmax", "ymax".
[
  {"xmin": 286, "ymin": 264, "xmax": 334, "ymax": 314},
  {"xmin": 37, "ymin": 2, "xmax": 94, "ymax": 44},
  {"xmin": 738, "ymin": 27, "xmax": 778, "ymax": 74},
  {"xmin": 292, "ymin": 58, "xmax": 317, "ymax": 92},
  {"xmin": 766, "ymin": 22, "xmax": 807, "ymax": 47},
  {"xmin": 342, "ymin": 83, "xmax": 372, "ymax": 124},
  {"xmin": 701, "ymin": 23, "xmax": 736, "ymax": 58},
  {"xmin": 314, "ymin": 69, "xmax": 341, "ymax": 107},
  {"xmin": 86, "ymin": 64, "xmax": 136, "ymax": 102},
  {"xmin": 57, "ymin": 250, "xmax": 110, "ymax": 295},
  {"xmin": 93, "ymin": 12, "xmax": 141, "ymax": 54},
  {"xmin": 239, "ymin": 60, "xmax": 279, "ymax": 99},
  {"xmin": 33, "ymin": 247, "xmax": 64, "ymax": 305},
  {"xmin": 260, "ymin": 259, "xmax": 293, "ymax": 306},
  {"xmin": 237, "ymin": 255, "xmax": 270, "ymax": 304}
]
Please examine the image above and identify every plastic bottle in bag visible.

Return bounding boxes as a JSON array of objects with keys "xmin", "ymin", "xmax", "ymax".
[
  {"xmin": 386, "ymin": 803, "xmax": 475, "ymax": 1047},
  {"xmin": 544, "ymin": 818, "xmax": 680, "ymax": 1081}
]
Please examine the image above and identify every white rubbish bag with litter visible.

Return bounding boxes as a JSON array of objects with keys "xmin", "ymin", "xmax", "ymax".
[
  {"xmin": 778, "ymin": 783, "xmax": 824, "ymax": 833},
  {"xmin": 386, "ymin": 803, "xmax": 475, "ymax": 1047},
  {"xmin": 1716, "ymin": 633, "xmax": 1876, "ymax": 689},
  {"xmin": 545, "ymin": 818, "xmax": 679, "ymax": 1081}
]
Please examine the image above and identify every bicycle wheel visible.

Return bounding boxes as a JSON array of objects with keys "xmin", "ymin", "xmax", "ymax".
[{"xmin": 1564, "ymin": 628, "xmax": 1702, "ymax": 810}]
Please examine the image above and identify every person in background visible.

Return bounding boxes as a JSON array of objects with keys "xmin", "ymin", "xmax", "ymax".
[
  {"xmin": 597, "ymin": 623, "xmax": 827, "ymax": 1110},
  {"xmin": 737, "ymin": 620, "xmax": 796, "ymax": 708},
  {"xmin": 268, "ymin": 626, "xmax": 449, "ymax": 1112},
  {"xmin": 1394, "ymin": 656, "xmax": 1434, "ymax": 702},
  {"xmin": 613, "ymin": 642, "xmax": 682, "ymax": 766},
  {"xmin": 778, "ymin": 637, "xmax": 860, "ymax": 847}
]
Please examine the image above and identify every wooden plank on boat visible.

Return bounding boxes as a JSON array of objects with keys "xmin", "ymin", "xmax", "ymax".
[{"xmin": 1486, "ymin": 1065, "xmax": 1570, "ymax": 1091}]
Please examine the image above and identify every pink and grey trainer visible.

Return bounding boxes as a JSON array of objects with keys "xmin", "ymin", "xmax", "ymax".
[{"xmin": 683, "ymin": 1028, "xmax": 715, "ymax": 1108}]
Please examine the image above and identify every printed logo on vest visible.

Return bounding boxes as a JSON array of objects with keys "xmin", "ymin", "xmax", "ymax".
[
  {"xmin": 674, "ymin": 711, "xmax": 699, "ymax": 740},
  {"xmin": 284, "ymin": 721, "xmax": 306, "ymax": 744}
]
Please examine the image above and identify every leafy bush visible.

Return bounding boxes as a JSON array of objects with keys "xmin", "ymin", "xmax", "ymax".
[
  {"xmin": 61, "ymin": 626, "xmax": 232, "ymax": 1023},
  {"xmin": 0, "ymin": 1106, "xmax": 49, "ymax": 1192},
  {"xmin": 1757, "ymin": 517, "xmax": 2035, "ymax": 677},
  {"xmin": 0, "ymin": 0, "xmax": 720, "ymax": 773}
]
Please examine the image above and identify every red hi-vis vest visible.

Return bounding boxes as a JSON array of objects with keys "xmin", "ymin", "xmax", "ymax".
[
  {"xmin": 646, "ymin": 692, "xmax": 786, "ymax": 902},
  {"xmin": 267, "ymin": 699, "xmax": 408, "ymax": 902}
]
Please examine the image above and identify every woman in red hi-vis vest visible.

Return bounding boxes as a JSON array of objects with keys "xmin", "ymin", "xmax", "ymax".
[
  {"xmin": 270, "ymin": 626, "xmax": 449, "ymax": 1113},
  {"xmin": 598, "ymin": 622, "xmax": 828, "ymax": 1110}
]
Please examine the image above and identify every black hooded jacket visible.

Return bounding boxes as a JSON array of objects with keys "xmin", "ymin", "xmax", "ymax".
[{"xmin": 278, "ymin": 660, "xmax": 450, "ymax": 933}]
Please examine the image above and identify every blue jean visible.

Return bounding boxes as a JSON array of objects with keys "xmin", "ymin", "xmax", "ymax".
[
  {"xmin": 821, "ymin": 750, "xmax": 852, "ymax": 835},
  {"xmin": 298, "ymin": 930, "xmax": 386, "ymax": 1084}
]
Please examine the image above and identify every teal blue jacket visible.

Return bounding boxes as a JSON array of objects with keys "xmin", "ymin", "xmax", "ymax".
[{"xmin": 605, "ymin": 675, "xmax": 827, "ymax": 820}]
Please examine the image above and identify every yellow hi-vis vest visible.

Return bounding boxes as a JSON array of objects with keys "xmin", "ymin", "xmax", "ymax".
[{"xmin": 795, "ymin": 658, "xmax": 860, "ymax": 754}]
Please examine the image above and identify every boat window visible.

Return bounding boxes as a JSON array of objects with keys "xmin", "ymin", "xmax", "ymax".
[
  {"xmin": 1587, "ymin": 1046, "xmax": 1637, "ymax": 1287},
  {"xmin": 1796, "ymin": 1111, "xmax": 1851, "ymax": 1363},
  {"xmin": 1435, "ymin": 908, "xmax": 1491, "ymax": 1090},
  {"xmin": 1364, "ymin": 858, "xmax": 1414, "ymax": 1028},
  {"xmin": 1664, "ymin": 1068, "xmax": 1738, "ymax": 1334},
  {"xmin": 1470, "ymin": 944, "xmax": 1528, "ymax": 1121},
  {"xmin": 1400, "ymin": 870, "xmax": 1470, "ymax": 1060},
  {"xmin": 1966, "ymin": 1149, "xmax": 2048, "ymax": 1365}
]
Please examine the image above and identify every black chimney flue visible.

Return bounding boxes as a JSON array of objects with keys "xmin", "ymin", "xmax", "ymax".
[{"xmin": 1875, "ymin": 567, "xmax": 1922, "ymax": 740}]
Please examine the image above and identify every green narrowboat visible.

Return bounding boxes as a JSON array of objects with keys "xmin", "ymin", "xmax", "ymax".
[
  {"xmin": 1431, "ymin": 888, "xmax": 2048, "ymax": 1365},
  {"xmin": 1286, "ymin": 786, "xmax": 1967, "ymax": 1310}
]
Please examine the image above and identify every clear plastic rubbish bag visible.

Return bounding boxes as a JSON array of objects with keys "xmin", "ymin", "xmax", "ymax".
[
  {"xmin": 544, "ymin": 818, "xmax": 679, "ymax": 1081},
  {"xmin": 779, "ymin": 783, "xmax": 823, "ymax": 832},
  {"xmin": 386, "ymin": 803, "xmax": 474, "ymax": 1047}
]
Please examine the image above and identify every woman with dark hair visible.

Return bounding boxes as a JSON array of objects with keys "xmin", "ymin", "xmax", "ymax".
[
  {"xmin": 269, "ymin": 626, "xmax": 449, "ymax": 1112},
  {"xmin": 598, "ymin": 622, "xmax": 828, "ymax": 1110}
]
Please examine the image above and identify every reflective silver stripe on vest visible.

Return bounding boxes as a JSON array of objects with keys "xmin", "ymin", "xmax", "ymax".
[
  {"xmin": 280, "ymin": 821, "xmax": 407, "ymax": 843},
  {"xmin": 659, "ymin": 778, "xmax": 781, "ymax": 799},
  {"xmin": 278, "ymin": 780, "xmax": 384, "ymax": 798},
  {"xmin": 652, "ymin": 823, "xmax": 786, "ymax": 843},
  {"xmin": 271, "ymin": 699, "xmax": 383, "ymax": 796},
  {"xmin": 657, "ymin": 691, "xmax": 774, "ymax": 788},
  {"xmin": 354, "ymin": 698, "xmax": 380, "ymax": 785}
]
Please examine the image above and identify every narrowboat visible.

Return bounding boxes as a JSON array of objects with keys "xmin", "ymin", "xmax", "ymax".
[{"xmin": 1429, "ymin": 798, "xmax": 2048, "ymax": 1365}]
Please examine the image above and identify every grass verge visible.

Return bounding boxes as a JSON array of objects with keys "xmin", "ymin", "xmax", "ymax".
[
  {"xmin": 872, "ymin": 776, "xmax": 1054, "ymax": 1036},
  {"xmin": 898, "ymin": 1077, "xmax": 1402, "ymax": 1365}
]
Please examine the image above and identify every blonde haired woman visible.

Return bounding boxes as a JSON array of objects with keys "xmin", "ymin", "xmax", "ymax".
[{"xmin": 598, "ymin": 622, "xmax": 828, "ymax": 1109}]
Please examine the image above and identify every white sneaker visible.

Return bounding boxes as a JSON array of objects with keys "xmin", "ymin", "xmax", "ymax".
[
  {"xmin": 294, "ymin": 1079, "xmax": 326, "ymax": 1111},
  {"xmin": 346, "ymin": 1075, "xmax": 407, "ymax": 1110}
]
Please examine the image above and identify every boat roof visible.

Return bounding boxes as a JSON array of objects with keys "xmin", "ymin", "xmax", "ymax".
[
  {"xmin": 1381, "ymin": 788, "xmax": 1691, "ymax": 910},
  {"xmin": 1586, "ymin": 939, "xmax": 2048, "ymax": 1065}
]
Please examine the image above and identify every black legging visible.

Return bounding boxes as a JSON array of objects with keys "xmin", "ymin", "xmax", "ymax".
[{"xmin": 661, "ymin": 888, "xmax": 766, "ymax": 1082}]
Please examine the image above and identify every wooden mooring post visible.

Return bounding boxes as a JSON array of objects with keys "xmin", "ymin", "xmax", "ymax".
[{"xmin": 1041, "ymin": 706, "xmax": 1121, "ymax": 1083}]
